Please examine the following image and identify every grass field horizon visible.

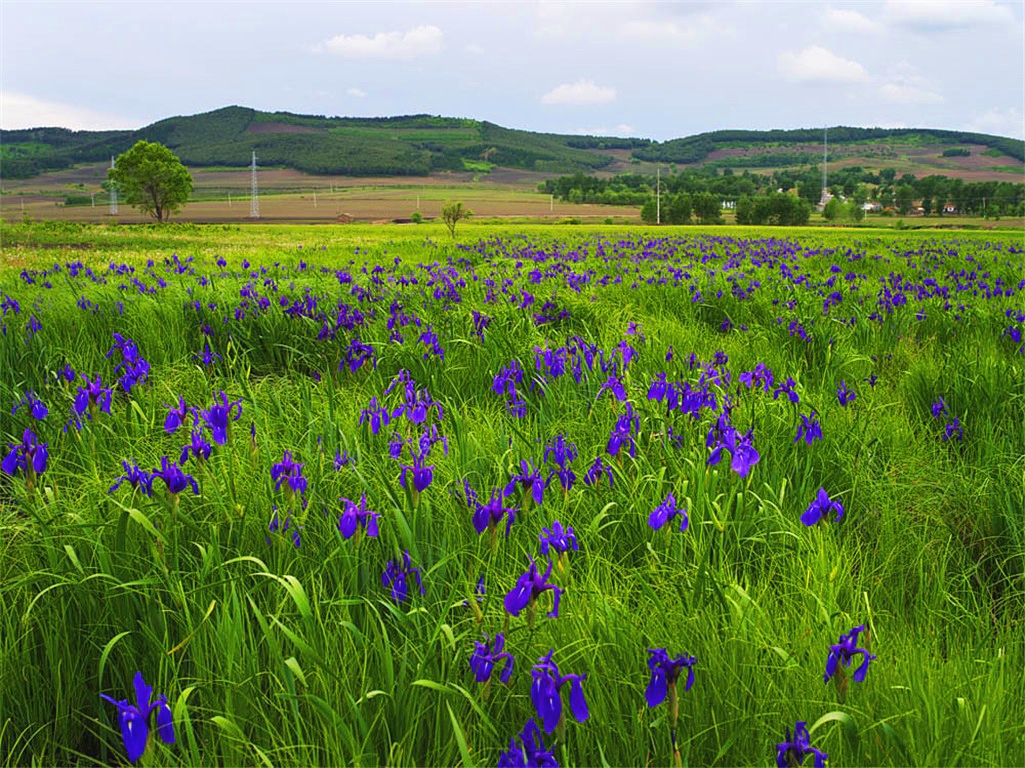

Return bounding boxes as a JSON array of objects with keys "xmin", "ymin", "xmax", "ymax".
[{"xmin": 1, "ymin": 221, "xmax": 1023, "ymax": 766}]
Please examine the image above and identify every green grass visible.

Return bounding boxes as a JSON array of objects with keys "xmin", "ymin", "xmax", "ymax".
[{"xmin": 0, "ymin": 223, "xmax": 1023, "ymax": 766}]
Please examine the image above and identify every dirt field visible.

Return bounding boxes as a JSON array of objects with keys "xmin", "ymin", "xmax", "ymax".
[{"xmin": 1, "ymin": 190, "xmax": 632, "ymax": 224}]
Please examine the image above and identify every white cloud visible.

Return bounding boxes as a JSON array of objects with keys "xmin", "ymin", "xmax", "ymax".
[
  {"xmin": 466, "ymin": 43, "xmax": 485, "ymax": 55},
  {"xmin": 778, "ymin": 45, "xmax": 869, "ymax": 84},
  {"xmin": 879, "ymin": 83, "xmax": 944, "ymax": 104},
  {"xmin": 964, "ymin": 107, "xmax": 1025, "ymax": 139},
  {"xmin": 822, "ymin": 8, "xmax": 881, "ymax": 34},
  {"xmin": 623, "ymin": 14, "xmax": 729, "ymax": 45},
  {"xmin": 576, "ymin": 124, "xmax": 636, "ymax": 137},
  {"xmin": 884, "ymin": 0, "xmax": 1015, "ymax": 30},
  {"xmin": 541, "ymin": 80, "xmax": 616, "ymax": 106},
  {"xmin": 0, "ymin": 91, "xmax": 140, "ymax": 130},
  {"xmin": 346, "ymin": 87, "xmax": 367, "ymax": 98},
  {"xmin": 318, "ymin": 26, "xmax": 443, "ymax": 59}
]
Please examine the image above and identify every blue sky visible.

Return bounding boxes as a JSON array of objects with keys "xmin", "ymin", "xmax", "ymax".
[{"xmin": 1, "ymin": 1, "xmax": 1022, "ymax": 140}]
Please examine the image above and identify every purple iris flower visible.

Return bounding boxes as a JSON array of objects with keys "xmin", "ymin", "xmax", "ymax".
[
  {"xmin": 163, "ymin": 396, "xmax": 193, "ymax": 434},
  {"xmin": 100, "ymin": 671, "xmax": 175, "ymax": 763},
  {"xmin": 801, "ymin": 488, "xmax": 844, "ymax": 526},
  {"xmin": 12, "ymin": 390, "xmax": 48, "ymax": 420},
  {"xmin": 943, "ymin": 417, "xmax": 964, "ymax": 441},
  {"xmin": 598, "ymin": 374, "xmax": 628, "ymax": 402},
  {"xmin": 498, "ymin": 720, "xmax": 558, "ymax": 768},
  {"xmin": 583, "ymin": 456, "xmax": 614, "ymax": 488},
  {"xmin": 794, "ymin": 412, "xmax": 823, "ymax": 445},
  {"xmin": 543, "ymin": 434, "xmax": 578, "ymax": 492},
  {"xmin": 931, "ymin": 396, "xmax": 948, "ymax": 418},
  {"xmin": 539, "ymin": 521, "xmax": 578, "ymax": 557},
  {"xmin": 739, "ymin": 363, "xmax": 775, "ymax": 393},
  {"xmin": 180, "ymin": 429, "xmax": 212, "ymax": 465},
  {"xmin": 506, "ymin": 459, "xmax": 545, "ymax": 507},
  {"xmin": 199, "ymin": 391, "xmax": 242, "ymax": 445},
  {"xmin": 825, "ymin": 624, "xmax": 876, "ymax": 684},
  {"xmin": 271, "ymin": 450, "xmax": 307, "ymax": 496},
  {"xmin": 194, "ymin": 342, "xmax": 221, "ymax": 367},
  {"xmin": 472, "ymin": 489, "xmax": 517, "ymax": 537},
  {"xmin": 775, "ymin": 721, "xmax": 827, "ymax": 768},
  {"xmin": 359, "ymin": 396, "xmax": 391, "ymax": 435},
  {"xmin": 2, "ymin": 428, "xmax": 49, "ymax": 479},
  {"xmin": 150, "ymin": 457, "xmax": 199, "ymax": 496},
  {"xmin": 74, "ymin": 374, "xmax": 112, "ymax": 416},
  {"xmin": 530, "ymin": 649, "xmax": 589, "ymax": 734},
  {"xmin": 470, "ymin": 632, "xmax": 515, "ymax": 684},
  {"xmin": 382, "ymin": 551, "xmax": 425, "ymax": 603},
  {"xmin": 645, "ymin": 649, "xmax": 697, "ymax": 708},
  {"xmin": 109, "ymin": 460, "xmax": 153, "ymax": 496},
  {"xmin": 399, "ymin": 450, "xmax": 434, "ymax": 493},
  {"xmin": 607, "ymin": 403, "xmax": 640, "ymax": 459},
  {"xmin": 836, "ymin": 380, "xmax": 856, "ymax": 407},
  {"xmin": 268, "ymin": 507, "xmax": 302, "ymax": 548},
  {"xmin": 505, "ymin": 558, "xmax": 562, "ymax": 619},
  {"xmin": 773, "ymin": 377, "xmax": 800, "ymax": 404},
  {"xmin": 649, "ymin": 493, "xmax": 688, "ymax": 532},
  {"xmin": 707, "ymin": 426, "xmax": 760, "ymax": 478},
  {"xmin": 338, "ymin": 493, "xmax": 380, "ymax": 539}
]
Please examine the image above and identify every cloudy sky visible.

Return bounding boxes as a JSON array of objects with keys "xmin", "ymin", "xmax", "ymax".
[{"xmin": 1, "ymin": 1, "xmax": 1023, "ymax": 140}]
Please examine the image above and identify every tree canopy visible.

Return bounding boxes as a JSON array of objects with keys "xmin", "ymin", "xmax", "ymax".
[
  {"xmin": 441, "ymin": 201, "xmax": 472, "ymax": 237},
  {"xmin": 108, "ymin": 141, "xmax": 193, "ymax": 222}
]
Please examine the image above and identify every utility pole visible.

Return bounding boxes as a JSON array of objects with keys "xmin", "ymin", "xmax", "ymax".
[
  {"xmin": 822, "ymin": 128, "xmax": 828, "ymax": 195},
  {"xmin": 250, "ymin": 151, "xmax": 260, "ymax": 219},
  {"xmin": 109, "ymin": 157, "xmax": 118, "ymax": 215},
  {"xmin": 656, "ymin": 166, "xmax": 661, "ymax": 225}
]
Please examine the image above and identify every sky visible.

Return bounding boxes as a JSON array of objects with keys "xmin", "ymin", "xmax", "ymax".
[{"xmin": 1, "ymin": 1, "xmax": 1023, "ymax": 141}]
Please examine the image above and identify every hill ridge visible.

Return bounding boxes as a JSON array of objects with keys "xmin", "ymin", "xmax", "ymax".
[{"xmin": 1, "ymin": 105, "xmax": 1022, "ymax": 180}]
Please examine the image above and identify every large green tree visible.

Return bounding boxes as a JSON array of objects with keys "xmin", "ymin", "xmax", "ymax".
[{"xmin": 108, "ymin": 140, "xmax": 193, "ymax": 222}]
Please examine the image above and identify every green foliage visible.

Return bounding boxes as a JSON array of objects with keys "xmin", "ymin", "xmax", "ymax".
[
  {"xmin": 410, "ymin": 212, "xmax": 423, "ymax": 224},
  {"xmin": 735, "ymin": 192, "xmax": 811, "ymax": 225},
  {"xmin": 0, "ymin": 226, "xmax": 1023, "ymax": 767},
  {"xmin": 941, "ymin": 148, "xmax": 971, "ymax": 158},
  {"xmin": 691, "ymin": 191, "xmax": 723, "ymax": 224},
  {"xmin": 109, "ymin": 141, "xmax": 193, "ymax": 222},
  {"xmin": 633, "ymin": 126, "xmax": 1025, "ymax": 165},
  {"xmin": 440, "ymin": 201, "xmax": 471, "ymax": 237}
]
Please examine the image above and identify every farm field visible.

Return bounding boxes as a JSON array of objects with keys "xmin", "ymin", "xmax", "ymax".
[
  {"xmin": 1, "ymin": 163, "xmax": 629, "ymax": 224},
  {"xmin": 1, "ymin": 222, "xmax": 1024, "ymax": 766}
]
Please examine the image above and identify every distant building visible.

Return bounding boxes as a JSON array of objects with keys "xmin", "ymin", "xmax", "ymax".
[
  {"xmin": 862, "ymin": 202, "xmax": 882, "ymax": 213},
  {"xmin": 943, "ymin": 203, "xmax": 957, "ymax": 214},
  {"xmin": 816, "ymin": 190, "xmax": 833, "ymax": 212}
]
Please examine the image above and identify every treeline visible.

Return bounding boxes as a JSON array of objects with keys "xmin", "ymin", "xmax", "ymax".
[
  {"xmin": 541, "ymin": 169, "xmax": 770, "ymax": 205},
  {"xmin": 634, "ymin": 126, "xmax": 1025, "ymax": 165}
]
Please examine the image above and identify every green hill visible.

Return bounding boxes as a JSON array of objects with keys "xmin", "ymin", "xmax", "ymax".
[
  {"xmin": 0, "ymin": 106, "xmax": 630, "ymax": 179},
  {"xmin": 1, "ymin": 106, "xmax": 1021, "ymax": 180}
]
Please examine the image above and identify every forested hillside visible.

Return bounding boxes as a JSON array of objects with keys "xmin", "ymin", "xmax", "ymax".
[{"xmin": 2, "ymin": 106, "xmax": 1021, "ymax": 180}]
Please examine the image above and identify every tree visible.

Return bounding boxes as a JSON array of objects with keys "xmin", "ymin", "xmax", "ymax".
[
  {"xmin": 895, "ymin": 185, "xmax": 915, "ymax": 215},
  {"xmin": 441, "ymin": 201, "xmax": 472, "ymax": 237},
  {"xmin": 108, "ymin": 141, "xmax": 193, "ymax": 222},
  {"xmin": 691, "ymin": 192, "xmax": 723, "ymax": 224}
]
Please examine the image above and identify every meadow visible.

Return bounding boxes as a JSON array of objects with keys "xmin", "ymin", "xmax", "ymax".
[{"xmin": 1, "ymin": 222, "xmax": 1023, "ymax": 767}]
